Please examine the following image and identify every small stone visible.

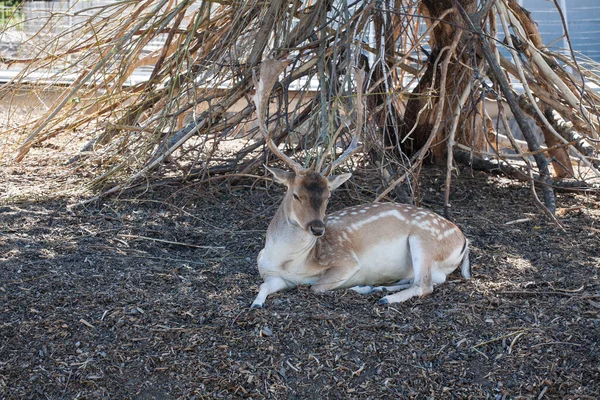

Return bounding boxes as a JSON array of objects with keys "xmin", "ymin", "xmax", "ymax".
[{"xmin": 260, "ymin": 326, "xmax": 273, "ymax": 337}]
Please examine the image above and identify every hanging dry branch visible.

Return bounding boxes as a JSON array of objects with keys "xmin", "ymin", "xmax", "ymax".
[{"xmin": 0, "ymin": 0, "xmax": 599, "ymax": 211}]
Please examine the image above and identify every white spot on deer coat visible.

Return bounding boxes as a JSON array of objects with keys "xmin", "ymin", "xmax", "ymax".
[{"xmin": 348, "ymin": 209, "xmax": 408, "ymax": 232}]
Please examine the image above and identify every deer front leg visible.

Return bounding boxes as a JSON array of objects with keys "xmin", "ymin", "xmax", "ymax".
[{"xmin": 251, "ymin": 275, "xmax": 294, "ymax": 309}]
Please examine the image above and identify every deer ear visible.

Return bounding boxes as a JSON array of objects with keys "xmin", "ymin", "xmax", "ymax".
[
  {"xmin": 327, "ymin": 173, "xmax": 351, "ymax": 191},
  {"xmin": 266, "ymin": 166, "xmax": 295, "ymax": 186}
]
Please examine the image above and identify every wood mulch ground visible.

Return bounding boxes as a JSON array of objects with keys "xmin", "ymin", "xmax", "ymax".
[{"xmin": 1, "ymin": 121, "xmax": 599, "ymax": 398}]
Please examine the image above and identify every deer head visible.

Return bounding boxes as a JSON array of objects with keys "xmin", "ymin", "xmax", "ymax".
[{"xmin": 266, "ymin": 167, "xmax": 350, "ymax": 237}]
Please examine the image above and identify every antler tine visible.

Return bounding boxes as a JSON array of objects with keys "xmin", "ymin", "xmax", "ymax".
[
  {"xmin": 323, "ymin": 66, "xmax": 366, "ymax": 176},
  {"xmin": 252, "ymin": 57, "xmax": 306, "ymax": 174}
]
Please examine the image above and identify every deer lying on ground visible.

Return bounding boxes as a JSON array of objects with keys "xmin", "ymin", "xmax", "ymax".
[{"xmin": 250, "ymin": 58, "xmax": 471, "ymax": 309}]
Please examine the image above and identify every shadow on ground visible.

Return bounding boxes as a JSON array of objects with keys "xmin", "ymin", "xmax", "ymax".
[{"xmin": 1, "ymin": 167, "xmax": 599, "ymax": 399}]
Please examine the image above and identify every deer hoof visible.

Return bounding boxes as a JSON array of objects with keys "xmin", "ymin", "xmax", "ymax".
[
  {"xmin": 250, "ymin": 303, "xmax": 264, "ymax": 310},
  {"xmin": 378, "ymin": 297, "xmax": 389, "ymax": 305}
]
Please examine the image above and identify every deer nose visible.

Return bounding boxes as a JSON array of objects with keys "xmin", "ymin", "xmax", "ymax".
[{"xmin": 308, "ymin": 220, "xmax": 325, "ymax": 237}]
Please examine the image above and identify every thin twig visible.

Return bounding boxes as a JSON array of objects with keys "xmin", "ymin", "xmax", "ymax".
[
  {"xmin": 471, "ymin": 329, "xmax": 529, "ymax": 349},
  {"xmin": 117, "ymin": 234, "xmax": 225, "ymax": 249}
]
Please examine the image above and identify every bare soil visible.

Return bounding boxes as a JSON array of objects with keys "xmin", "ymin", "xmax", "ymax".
[{"xmin": 1, "ymin": 153, "xmax": 600, "ymax": 399}]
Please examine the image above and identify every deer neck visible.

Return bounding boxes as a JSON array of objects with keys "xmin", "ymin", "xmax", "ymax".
[{"xmin": 264, "ymin": 202, "xmax": 318, "ymax": 265}]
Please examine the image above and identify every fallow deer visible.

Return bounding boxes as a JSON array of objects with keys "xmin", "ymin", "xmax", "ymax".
[{"xmin": 250, "ymin": 58, "xmax": 471, "ymax": 308}]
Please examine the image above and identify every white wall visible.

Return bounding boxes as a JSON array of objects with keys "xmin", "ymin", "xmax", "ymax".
[{"xmin": 522, "ymin": 0, "xmax": 600, "ymax": 62}]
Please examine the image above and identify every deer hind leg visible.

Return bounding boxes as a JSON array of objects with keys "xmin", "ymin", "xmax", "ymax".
[
  {"xmin": 251, "ymin": 275, "xmax": 294, "ymax": 309},
  {"xmin": 461, "ymin": 245, "xmax": 471, "ymax": 279},
  {"xmin": 311, "ymin": 265, "xmax": 360, "ymax": 294},
  {"xmin": 351, "ymin": 279, "xmax": 413, "ymax": 295},
  {"xmin": 379, "ymin": 236, "xmax": 434, "ymax": 304},
  {"xmin": 375, "ymin": 271, "xmax": 447, "ymax": 300}
]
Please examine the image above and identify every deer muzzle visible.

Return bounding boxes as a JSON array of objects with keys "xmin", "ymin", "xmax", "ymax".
[{"xmin": 308, "ymin": 220, "xmax": 325, "ymax": 237}]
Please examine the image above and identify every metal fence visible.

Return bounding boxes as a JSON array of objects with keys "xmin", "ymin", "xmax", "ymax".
[{"xmin": 0, "ymin": 0, "xmax": 168, "ymax": 84}]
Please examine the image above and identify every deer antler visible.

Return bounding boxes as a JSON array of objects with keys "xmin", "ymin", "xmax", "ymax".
[
  {"xmin": 252, "ymin": 57, "xmax": 306, "ymax": 174},
  {"xmin": 322, "ymin": 67, "xmax": 366, "ymax": 175}
]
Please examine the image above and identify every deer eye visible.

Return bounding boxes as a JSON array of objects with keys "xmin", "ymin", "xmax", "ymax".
[{"xmin": 293, "ymin": 193, "xmax": 301, "ymax": 201}]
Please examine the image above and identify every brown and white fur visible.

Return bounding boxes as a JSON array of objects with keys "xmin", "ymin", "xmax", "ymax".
[{"xmin": 250, "ymin": 168, "xmax": 471, "ymax": 308}]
